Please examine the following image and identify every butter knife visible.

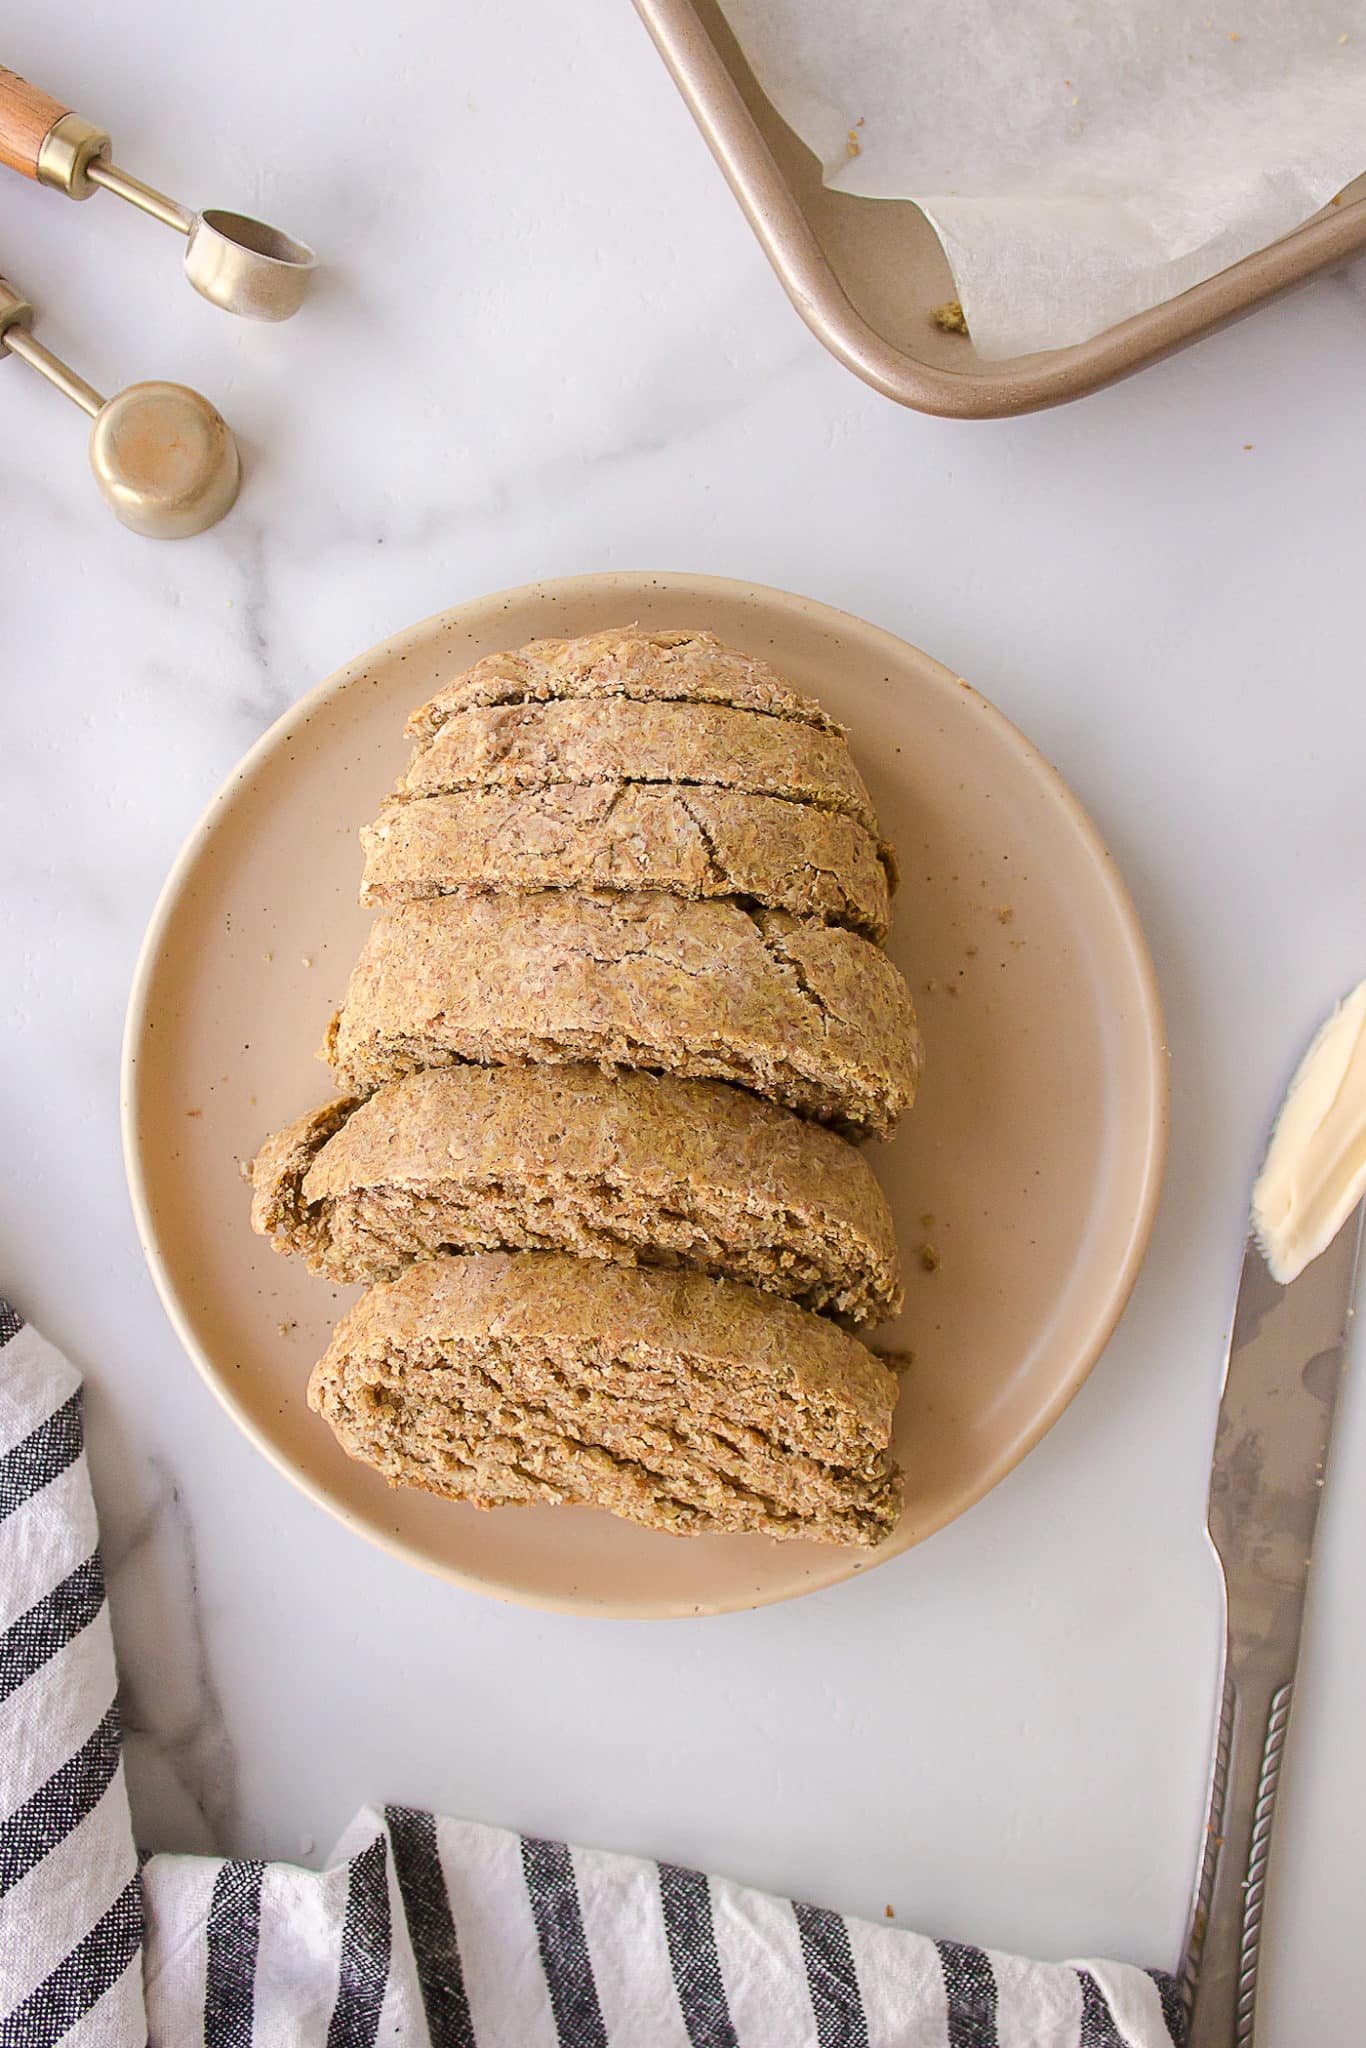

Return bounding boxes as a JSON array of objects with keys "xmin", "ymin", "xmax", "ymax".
[{"xmin": 1181, "ymin": 1201, "xmax": 1364, "ymax": 2045}]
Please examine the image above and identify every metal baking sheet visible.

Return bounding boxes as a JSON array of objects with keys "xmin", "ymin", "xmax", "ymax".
[{"xmin": 634, "ymin": 0, "xmax": 1366, "ymax": 417}]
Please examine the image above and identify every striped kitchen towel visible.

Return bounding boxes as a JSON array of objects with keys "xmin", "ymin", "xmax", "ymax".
[
  {"xmin": 1, "ymin": 1302, "xmax": 1184, "ymax": 2047},
  {"xmin": 0, "ymin": 1303, "xmax": 144, "ymax": 2046}
]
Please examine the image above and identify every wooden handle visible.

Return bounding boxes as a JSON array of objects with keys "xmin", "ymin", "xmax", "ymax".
[{"xmin": 0, "ymin": 66, "xmax": 71, "ymax": 180}]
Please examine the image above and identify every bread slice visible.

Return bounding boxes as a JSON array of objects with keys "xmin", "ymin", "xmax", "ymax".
[
  {"xmin": 360, "ymin": 784, "xmax": 894, "ymax": 939},
  {"xmin": 249, "ymin": 1065, "xmax": 902, "ymax": 1321},
  {"xmin": 406, "ymin": 627, "xmax": 843, "ymax": 741},
  {"xmin": 321, "ymin": 891, "xmax": 922, "ymax": 1138},
  {"xmin": 308, "ymin": 1252, "xmax": 902, "ymax": 1546},
  {"xmin": 397, "ymin": 697, "xmax": 880, "ymax": 837}
]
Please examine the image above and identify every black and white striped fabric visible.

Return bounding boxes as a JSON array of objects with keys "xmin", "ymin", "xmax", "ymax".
[
  {"xmin": 1, "ymin": 1304, "xmax": 1184, "ymax": 2048},
  {"xmin": 0, "ymin": 1306, "xmax": 144, "ymax": 2045}
]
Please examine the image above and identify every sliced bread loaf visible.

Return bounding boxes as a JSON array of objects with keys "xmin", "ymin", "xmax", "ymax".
[
  {"xmin": 249, "ymin": 1065, "xmax": 902, "ymax": 1320},
  {"xmin": 406, "ymin": 626, "xmax": 842, "ymax": 740},
  {"xmin": 308, "ymin": 1251, "xmax": 902, "ymax": 1546},
  {"xmin": 321, "ymin": 891, "xmax": 921, "ymax": 1137},
  {"xmin": 397, "ymin": 697, "xmax": 880, "ymax": 836},
  {"xmin": 360, "ymin": 784, "xmax": 894, "ymax": 938}
]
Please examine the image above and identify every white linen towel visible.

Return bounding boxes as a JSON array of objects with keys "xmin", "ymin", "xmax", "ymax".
[{"xmin": 0, "ymin": 1302, "xmax": 1183, "ymax": 2047}]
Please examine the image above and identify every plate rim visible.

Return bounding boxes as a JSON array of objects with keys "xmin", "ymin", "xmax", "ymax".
[{"xmin": 121, "ymin": 569, "xmax": 1169, "ymax": 1617}]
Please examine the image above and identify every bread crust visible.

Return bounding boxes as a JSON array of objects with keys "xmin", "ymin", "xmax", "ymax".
[
  {"xmin": 361, "ymin": 784, "xmax": 894, "ymax": 939},
  {"xmin": 405, "ymin": 626, "xmax": 844, "ymax": 739},
  {"xmin": 308, "ymin": 1251, "xmax": 902, "ymax": 1546},
  {"xmin": 322, "ymin": 892, "xmax": 922, "ymax": 1138},
  {"xmin": 248, "ymin": 1065, "xmax": 902, "ymax": 1320},
  {"xmin": 397, "ymin": 696, "xmax": 880, "ymax": 840}
]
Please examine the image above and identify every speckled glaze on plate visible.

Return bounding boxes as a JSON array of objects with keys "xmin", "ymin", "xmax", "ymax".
[{"xmin": 121, "ymin": 572, "xmax": 1167, "ymax": 1617}]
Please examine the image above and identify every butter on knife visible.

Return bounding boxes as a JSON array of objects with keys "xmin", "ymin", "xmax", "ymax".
[{"xmin": 1253, "ymin": 976, "xmax": 1366, "ymax": 1285}]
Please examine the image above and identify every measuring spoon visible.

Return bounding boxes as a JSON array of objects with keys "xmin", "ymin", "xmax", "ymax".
[
  {"xmin": 0, "ymin": 67, "xmax": 315, "ymax": 320},
  {"xmin": 1, "ymin": 277, "xmax": 240, "ymax": 536}
]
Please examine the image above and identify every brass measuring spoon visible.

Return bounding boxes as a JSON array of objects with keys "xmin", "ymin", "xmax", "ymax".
[
  {"xmin": 0, "ymin": 67, "xmax": 315, "ymax": 321},
  {"xmin": 0, "ymin": 278, "xmax": 240, "ymax": 537}
]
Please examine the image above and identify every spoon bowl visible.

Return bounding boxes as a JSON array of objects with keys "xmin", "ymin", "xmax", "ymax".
[
  {"xmin": 185, "ymin": 209, "xmax": 316, "ymax": 321},
  {"xmin": 89, "ymin": 381, "xmax": 240, "ymax": 537}
]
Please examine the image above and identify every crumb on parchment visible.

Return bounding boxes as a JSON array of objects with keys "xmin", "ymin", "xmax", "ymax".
[
  {"xmin": 919, "ymin": 1244, "xmax": 941, "ymax": 1273},
  {"xmin": 996, "ymin": 904, "xmax": 1014, "ymax": 925},
  {"xmin": 931, "ymin": 299, "xmax": 969, "ymax": 335}
]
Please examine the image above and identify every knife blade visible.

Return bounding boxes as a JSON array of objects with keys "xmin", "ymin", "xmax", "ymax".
[{"xmin": 1182, "ymin": 1203, "xmax": 1364, "ymax": 2045}]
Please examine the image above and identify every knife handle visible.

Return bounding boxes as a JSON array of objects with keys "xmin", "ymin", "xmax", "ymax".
[{"xmin": 1181, "ymin": 1653, "xmax": 1294, "ymax": 2046}]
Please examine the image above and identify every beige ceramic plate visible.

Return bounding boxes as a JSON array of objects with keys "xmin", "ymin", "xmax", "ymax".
[{"xmin": 123, "ymin": 572, "xmax": 1166, "ymax": 1617}]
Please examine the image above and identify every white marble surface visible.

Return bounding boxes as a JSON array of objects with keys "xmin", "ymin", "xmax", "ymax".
[{"xmin": 2, "ymin": 3, "xmax": 1365, "ymax": 2038}]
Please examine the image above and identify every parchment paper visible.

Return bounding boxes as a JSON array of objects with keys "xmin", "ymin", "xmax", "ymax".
[{"xmin": 720, "ymin": 0, "xmax": 1366, "ymax": 358}]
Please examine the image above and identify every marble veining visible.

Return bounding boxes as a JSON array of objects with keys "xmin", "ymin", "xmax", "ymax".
[{"xmin": 104, "ymin": 1456, "xmax": 239, "ymax": 1856}]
